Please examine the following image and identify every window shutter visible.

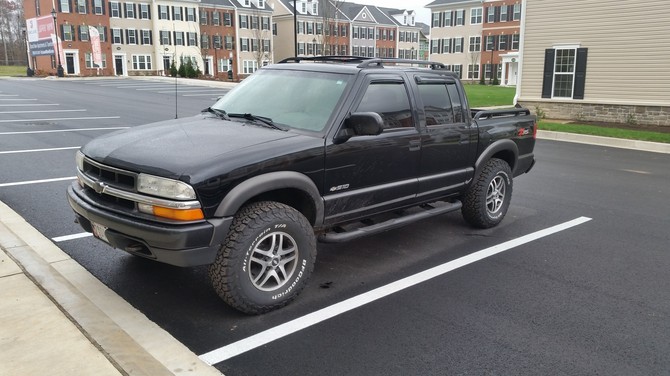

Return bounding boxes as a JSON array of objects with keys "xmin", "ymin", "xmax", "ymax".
[
  {"xmin": 573, "ymin": 48, "xmax": 588, "ymax": 99},
  {"xmin": 149, "ymin": 30, "xmax": 152, "ymax": 45},
  {"xmin": 451, "ymin": 11, "xmax": 455, "ymax": 26},
  {"xmin": 108, "ymin": 1, "xmax": 112, "ymax": 15},
  {"xmin": 461, "ymin": 37, "xmax": 464, "ymax": 51},
  {"xmin": 147, "ymin": 6, "xmax": 151, "ymax": 19},
  {"xmin": 449, "ymin": 38, "xmax": 453, "ymax": 54},
  {"xmin": 495, "ymin": 6, "xmax": 500, "ymax": 22},
  {"xmin": 101, "ymin": 0, "xmax": 105, "ymax": 15},
  {"xmin": 133, "ymin": 4, "xmax": 137, "ymax": 16},
  {"xmin": 541, "ymin": 49, "xmax": 555, "ymax": 98},
  {"xmin": 493, "ymin": 35, "xmax": 498, "ymax": 51},
  {"xmin": 508, "ymin": 5, "xmax": 515, "ymax": 20}
]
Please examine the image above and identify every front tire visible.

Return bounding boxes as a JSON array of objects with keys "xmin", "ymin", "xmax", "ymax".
[
  {"xmin": 462, "ymin": 158, "xmax": 513, "ymax": 229},
  {"xmin": 209, "ymin": 201, "xmax": 316, "ymax": 314}
]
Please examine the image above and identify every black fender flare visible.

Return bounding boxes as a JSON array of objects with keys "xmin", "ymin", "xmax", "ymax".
[
  {"xmin": 214, "ymin": 171, "xmax": 325, "ymax": 227},
  {"xmin": 474, "ymin": 140, "xmax": 519, "ymax": 178}
]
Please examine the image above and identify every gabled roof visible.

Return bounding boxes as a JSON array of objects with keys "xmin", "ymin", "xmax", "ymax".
[
  {"xmin": 426, "ymin": 0, "xmax": 481, "ymax": 7},
  {"xmin": 200, "ymin": 0, "xmax": 234, "ymax": 7},
  {"xmin": 276, "ymin": 0, "xmax": 349, "ymax": 21}
]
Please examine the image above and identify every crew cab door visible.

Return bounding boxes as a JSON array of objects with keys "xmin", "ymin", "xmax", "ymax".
[
  {"xmin": 412, "ymin": 74, "xmax": 477, "ymax": 199},
  {"xmin": 323, "ymin": 73, "xmax": 420, "ymax": 224}
]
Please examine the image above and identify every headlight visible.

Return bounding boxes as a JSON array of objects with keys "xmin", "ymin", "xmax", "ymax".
[
  {"xmin": 76, "ymin": 150, "xmax": 85, "ymax": 171},
  {"xmin": 137, "ymin": 174, "xmax": 197, "ymax": 200}
]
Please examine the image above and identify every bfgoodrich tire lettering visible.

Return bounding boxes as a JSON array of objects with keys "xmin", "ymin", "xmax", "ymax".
[
  {"xmin": 209, "ymin": 201, "xmax": 316, "ymax": 314},
  {"xmin": 462, "ymin": 158, "xmax": 513, "ymax": 229}
]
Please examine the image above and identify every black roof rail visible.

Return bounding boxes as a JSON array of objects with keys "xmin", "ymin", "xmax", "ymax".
[
  {"xmin": 356, "ymin": 58, "xmax": 446, "ymax": 70},
  {"xmin": 278, "ymin": 56, "xmax": 375, "ymax": 64},
  {"xmin": 277, "ymin": 56, "xmax": 448, "ymax": 70}
]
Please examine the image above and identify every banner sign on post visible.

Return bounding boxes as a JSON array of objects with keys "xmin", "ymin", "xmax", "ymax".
[
  {"xmin": 89, "ymin": 26, "xmax": 103, "ymax": 68},
  {"xmin": 26, "ymin": 16, "xmax": 58, "ymax": 57}
]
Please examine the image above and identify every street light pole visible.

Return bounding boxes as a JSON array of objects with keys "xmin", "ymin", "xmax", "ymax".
[
  {"xmin": 293, "ymin": 0, "xmax": 298, "ymax": 57},
  {"xmin": 51, "ymin": 8, "xmax": 64, "ymax": 77}
]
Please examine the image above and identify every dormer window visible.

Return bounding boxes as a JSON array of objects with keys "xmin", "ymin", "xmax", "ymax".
[
  {"xmin": 312, "ymin": 2, "xmax": 318, "ymax": 15},
  {"xmin": 410, "ymin": 16, "xmax": 414, "ymax": 25},
  {"xmin": 242, "ymin": 0, "xmax": 250, "ymax": 6},
  {"xmin": 301, "ymin": 2, "xmax": 306, "ymax": 14},
  {"xmin": 257, "ymin": 0, "xmax": 264, "ymax": 8}
]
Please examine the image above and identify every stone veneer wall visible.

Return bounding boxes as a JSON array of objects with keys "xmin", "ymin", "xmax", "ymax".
[{"xmin": 519, "ymin": 101, "xmax": 670, "ymax": 127}]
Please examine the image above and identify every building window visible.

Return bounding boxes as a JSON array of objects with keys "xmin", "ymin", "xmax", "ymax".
[
  {"xmin": 187, "ymin": 32, "xmax": 197, "ymax": 46},
  {"xmin": 500, "ymin": 6, "xmax": 508, "ymax": 22},
  {"xmin": 159, "ymin": 5, "xmax": 169, "ymax": 20},
  {"xmin": 263, "ymin": 39, "xmax": 270, "ymax": 53},
  {"xmin": 110, "ymin": 1, "xmax": 120, "ymax": 17},
  {"xmin": 240, "ymin": 38, "xmax": 249, "ymax": 51},
  {"xmin": 453, "ymin": 38, "xmax": 463, "ymax": 53},
  {"xmin": 126, "ymin": 29, "xmax": 137, "ymax": 44},
  {"xmin": 132, "ymin": 55, "xmax": 152, "ymax": 70},
  {"xmin": 444, "ymin": 11, "xmax": 452, "ymax": 27},
  {"xmin": 96, "ymin": 26, "xmax": 106, "ymax": 42},
  {"xmin": 79, "ymin": 25, "xmax": 89, "ymax": 41},
  {"xmin": 432, "ymin": 12, "xmax": 440, "ymax": 28},
  {"xmin": 552, "ymin": 49, "xmax": 576, "ymax": 98},
  {"xmin": 468, "ymin": 64, "xmax": 480, "ymax": 79},
  {"xmin": 174, "ymin": 31, "xmax": 184, "ymax": 46},
  {"xmin": 485, "ymin": 35, "xmax": 495, "ymax": 51},
  {"xmin": 499, "ymin": 35, "xmax": 507, "ymax": 50},
  {"xmin": 160, "ymin": 31, "xmax": 170, "ymax": 45},
  {"xmin": 470, "ymin": 8, "xmax": 482, "ymax": 25},
  {"xmin": 512, "ymin": 34, "xmax": 520, "ymax": 50},
  {"xmin": 59, "ymin": 0, "xmax": 70, "ymax": 13},
  {"xmin": 240, "ymin": 15, "xmax": 248, "ymax": 28},
  {"xmin": 484, "ymin": 63, "xmax": 492, "ymax": 79},
  {"xmin": 85, "ymin": 52, "xmax": 106, "ymax": 68},
  {"xmin": 77, "ymin": 0, "xmax": 86, "ymax": 14},
  {"xmin": 455, "ymin": 10, "xmax": 465, "ymax": 26},
  {"xmin": 218, "ymin": 58, "xmax": 230, "ymax": 73},
  {"xmin": 223, "ymin": 12, "xmax": 232, "ymax": 26},
  {"xmin": 125, "ymin": 3, "xmax": 135, "ymax": 18},
  {"xmin": 225, "ymin": 35, "xmax": 233, "ymax": 49},
  {"xmin": 487, "ymin": 7, "xmax": 495, "ymax": 23},
  {"xmin": 173, "ymin": 6, "xmax": 182, "ymax": 21},
  {"xmin": 187, "ymin": 7, "xmax": 195, "ymax": 22},
  {"xmin": 243, "ymin": 60, "xmax": 258, "ymax": 74},
  {"xmin": 431, "ymin": 39, "xmax": 439, "ymax": 54},
  {"xmin": 469, "ymin": 36, "xmax": 481, "ymax": 52},
  {"xmin": 112, "ymin": 28, "xmax": 122, "ymax": 44},
  {"xmin": 93, "ymin": 0, "xmax": 103, "ymax": 15},
  {"xmin": 63, "ymin": 24, "xmax": 74, "ymax": 41},
  {"xmin": 141, "ymin": 30, "xmax": 151, "ymax": 45},
  {"xmin": 262, "ymin": 17, "xmax": 270, "ymax": 30},
  {"xmin": 140, "ymin": 4, "xmax": 150, "ymax": 19},
  {"xmin": 513, "ymin": 4, "xmax": 521, "ymax": 21}
]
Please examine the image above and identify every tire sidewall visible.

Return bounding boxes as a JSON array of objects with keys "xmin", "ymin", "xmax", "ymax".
[{"xmin": 485, "ymin": 168, "xmax": 512, "ymax": 222}]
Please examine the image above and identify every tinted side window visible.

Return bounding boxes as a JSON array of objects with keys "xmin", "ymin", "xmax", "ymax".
[
  {"xmin": 446, "ymin": 83, "xmax": 464, "ymax": 123},
  {"xmin": 356, "ymin": 82, "xmax": 413, "ymax": 129},
  {"xmin": 418, "ymin": 84, "xmax": 454, "ymax": 125}
]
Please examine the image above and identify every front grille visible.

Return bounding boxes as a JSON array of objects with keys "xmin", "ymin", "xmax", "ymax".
[{"xmin": 82, "ymin": 159, "xmax": 137, "ymax": 191}]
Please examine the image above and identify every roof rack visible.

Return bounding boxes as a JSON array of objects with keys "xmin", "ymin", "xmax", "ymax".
[
  {"xmin": 278, "ymin": 56, "xmax": 372, "ymax": 64},
  {"xmin": 278, "ymin": 56, "xmax": 447, "ymax": 70}
]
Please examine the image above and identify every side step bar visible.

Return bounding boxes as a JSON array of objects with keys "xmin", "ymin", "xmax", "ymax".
[{"xmin": 318, "ymin": 201, "xmax": 462, "ymax": 243}]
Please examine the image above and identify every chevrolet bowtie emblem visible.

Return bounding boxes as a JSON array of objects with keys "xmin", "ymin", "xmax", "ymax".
[{"xmin": 92, "ymin": 181, "xmax": 106, "ymax": 194}]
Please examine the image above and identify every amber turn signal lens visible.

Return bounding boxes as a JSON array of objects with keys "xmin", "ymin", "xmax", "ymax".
[{"xmin": 152, "ymin": 206, "xmax": 204, "ymax": 221}]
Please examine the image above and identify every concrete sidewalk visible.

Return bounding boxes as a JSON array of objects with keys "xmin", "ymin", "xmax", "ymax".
[{"xmin": 0, "ymin": 200, "xmax": 222, "ymax": 376}]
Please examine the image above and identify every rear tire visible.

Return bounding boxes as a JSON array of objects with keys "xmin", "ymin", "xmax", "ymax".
[
  {"xmin": 462, "ymin": 158, "xmax": 513, "ymax": 229},
  {"xmin": 209, "ymin": 201, "xmax": 316, "ymax": 314}
]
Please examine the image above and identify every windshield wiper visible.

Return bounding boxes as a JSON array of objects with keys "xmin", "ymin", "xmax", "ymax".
[
  {"xmin": 202, "ymin": 107, "xmax": 231, "ymax": 120},
  {"xmin": 228, "ymin": 113, "xmax": 287, "ymax": 131}
]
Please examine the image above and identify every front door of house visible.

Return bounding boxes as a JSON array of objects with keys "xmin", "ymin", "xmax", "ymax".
[
  {"xmin": 114, "ymin": 55, "xmax": 124, "ymax": 76},
  {"xmin": 66, "ymin": 53, "xmax": 75, "ymax": 74}
]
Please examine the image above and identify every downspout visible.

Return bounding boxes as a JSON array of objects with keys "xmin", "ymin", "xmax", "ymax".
[{"xmin": 513, "ymin": 0, "xmax": 528, "ymax": 105}]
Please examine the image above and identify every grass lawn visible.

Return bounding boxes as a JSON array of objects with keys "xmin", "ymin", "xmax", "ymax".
[
  {"xmin": 539, "ymin": 121, "xmax": 670, "ymax": 144},
  {"xmin": 463, "ymin": 84, "xmax": 516, "ymax": 108},
  {"xmin": 0, "ymin": 65, "xmax": 26, "ymax": 76}
]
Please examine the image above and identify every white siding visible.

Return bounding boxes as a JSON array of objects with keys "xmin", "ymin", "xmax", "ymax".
[{"xmin": 519, "ymin": 0, "xmax": 670, "ymax": 105}]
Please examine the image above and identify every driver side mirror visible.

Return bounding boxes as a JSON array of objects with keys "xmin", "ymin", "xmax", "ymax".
[{"xmin": 333, "ymin": 112, "xmax": 384, "ymax": 144}]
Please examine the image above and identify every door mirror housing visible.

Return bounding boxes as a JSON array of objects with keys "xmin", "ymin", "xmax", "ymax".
[{"xmin": 334, "ymin": 112, "xmax": 384, "ymax": 144}]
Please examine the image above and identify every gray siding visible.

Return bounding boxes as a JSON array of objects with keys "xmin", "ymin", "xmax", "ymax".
[{"xmin": 519, "ymin": 0, "xmax": 670, "ymax": 106}]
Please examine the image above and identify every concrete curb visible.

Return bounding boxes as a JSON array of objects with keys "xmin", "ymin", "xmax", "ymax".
[
  {"xmin": 0, "ymin": 200, "xmax": 222, "ymax": 376},
  {"xmin": 537, "ymin": 130, "xmax": 670, "ymax": 154}
]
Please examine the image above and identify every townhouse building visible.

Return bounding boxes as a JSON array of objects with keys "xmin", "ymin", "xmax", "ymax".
[
  {"xmin": 108, "ymin": 0, "xmax": 158, "ymax": 76},
  {"xmin": 198, "ymin": 0, "xmax": 237, "ymax": 80},
  {"xmin": 381, "ymin": 8, "xmax": 418, "ymax": 60},
  {"xmin": 517, "ymin": 0, "xmax": 670, "ymax": 127},
  {"xmin": 232, "ymin": 0, "xmax": 273, "ymax": 76},
  {"xmin": 427, "ymin": 0, "xmax": 521, "ymax": 84},
  {"xmin": 25, "ymin": 0, "xmax": 113, "ymax": 76}
]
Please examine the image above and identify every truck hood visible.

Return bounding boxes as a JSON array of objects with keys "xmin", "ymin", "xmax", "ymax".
[{"xmin": 81, "ymin": 114, "xmax": 310, "ymax": 180}]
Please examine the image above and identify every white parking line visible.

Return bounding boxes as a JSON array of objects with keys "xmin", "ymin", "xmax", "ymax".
[
  {"xmin": 0, "ymin": 146, "xmax": 79, "ymax": 154},
  {"xmin": 0, "ymin": 104, "xmax": 59, "ymax": 107},
  {"xmin": 0, "ymin": 116, "xmax": 120, "ymax": 123},
  {"xmin": 0, "ymin": 127, "xmax": 129, "ymax": 135},
  {"xmin": 0, "ymin": 109, "xmax": 86, "ymax": 114},
  {"xmin": 183, "ymin": 94, "xmax": 226, "ymax": 97},
  {"xmin": 0, "ymin": 94, "xmax": 19, "ymax": 97},
  {"xmin": 52, "ymin": 232, "xmax": 92, "ymax": 242},
  {"xmin": 198, "ymin": 216, "xmax": 593, "ymax": 365},
  {"xmin": 0, "ymin": 176, "xmax": 76, "ymax": 187},
  {"xmin": 0, "ymin": 98, "xmax": 37, "ymax": 101}
]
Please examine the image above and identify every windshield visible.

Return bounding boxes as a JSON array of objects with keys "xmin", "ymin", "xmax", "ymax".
[{"xmin": 212, "ymin": 68, "xmax": 352, "ymax": 133}]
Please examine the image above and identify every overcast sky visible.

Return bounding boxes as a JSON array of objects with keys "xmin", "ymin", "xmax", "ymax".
[{"xmin": 356, "ymin": 0, "xmax": 433, "ymax": 25}]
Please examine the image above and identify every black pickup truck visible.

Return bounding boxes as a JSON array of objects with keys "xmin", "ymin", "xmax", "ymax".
[{"xmin": 67, "ymin": 57, "xmax": 536, "ymax": 314}]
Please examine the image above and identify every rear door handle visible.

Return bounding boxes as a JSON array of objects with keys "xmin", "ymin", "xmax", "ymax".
[{"xmin": 409, "ymin": 139, "xmax": 421, "ymax": 151}]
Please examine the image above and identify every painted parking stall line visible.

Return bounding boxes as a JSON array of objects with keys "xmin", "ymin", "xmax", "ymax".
[
  {"xmin": 0, "ymin": 176, "xmax": 77, "ymax": 188},
  {"xmin": 0, "ymin": 127, "xmax": 129, "ymax": 135},
  {"xmin": 199, "ymin": 216, "xmax": 593, "ymax": 365},
  {"xmin": 0, "ymin": 109, "xmax": 86, "ymax": 114},
  {"xmin": 0, "ymin": 116, "xmax": 120, "ymax": 123}
]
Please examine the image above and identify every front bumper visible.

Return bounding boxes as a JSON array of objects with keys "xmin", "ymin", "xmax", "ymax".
[{"xmin": 67, "ymin": 182, "xmax": 232, "ymax": 267}]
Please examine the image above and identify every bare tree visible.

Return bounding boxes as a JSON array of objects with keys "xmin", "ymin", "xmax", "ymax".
[
  {"xmin": 251, "ymin": 9, "xmax": 271, "ymax": 69},
  {"xmin": 468, "ymin": 50, "xmax": 481, "ymax": 84},
  {"xmin": 0, "ymin": 0, "xmax": 22, "ymax": 66},
  {"xmin": 317, "ymin": 0, "xmax": 346, "ymax": 56}
]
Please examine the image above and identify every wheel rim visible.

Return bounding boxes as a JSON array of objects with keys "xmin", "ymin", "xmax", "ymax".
[
  {"xmin": 248, "ymin": 231, "xmax": 299, "ymax": 292},
  {"xmin": 486, "ymin": 175, "xmax": 506, "ymax": 215}
]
